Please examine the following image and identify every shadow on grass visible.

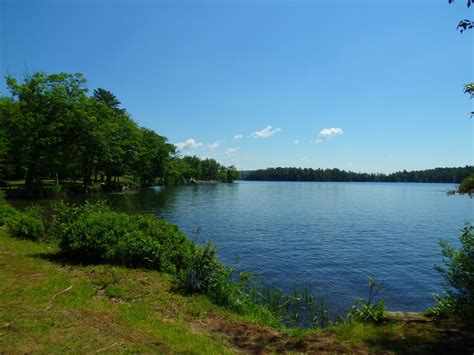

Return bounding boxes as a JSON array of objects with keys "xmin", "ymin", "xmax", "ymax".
[
  {"xmin": 29, "ymin": 250, "xmax": 141, "ymax": 269},
  {"xmin": 360, "ymin": 322, "xmax": 474, "ymax": 354}
]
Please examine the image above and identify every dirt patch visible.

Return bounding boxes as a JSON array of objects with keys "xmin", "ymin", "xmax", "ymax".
[{"xmin": 191, "ymin": 315, "xmax": 362, "ymax": 354}]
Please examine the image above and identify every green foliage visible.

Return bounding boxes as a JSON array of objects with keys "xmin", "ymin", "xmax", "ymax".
[
  {"xmin": 426, "ymin": 294, "xmax": 457, "ymax": 318},
  {"xmin": 176, "ymin": 242, "xmax": 251, "ymax": 313},
  {"xmin": 6, "ymin": 206, "xmax": 45, "ymax": 241},
  {"xmin": 133, "ymin": 128, "xmax": 175, "ymax": 185},
  {"xmin": 243, "ymin": 166, "xmax": 474, "ymax": 183},
  {"xmin": 51, "ymin": 202, "xmax": 194, "ymax": 273},
  {"xmin": 178, "ymin": 243, "xmax": 237, "ymax": 306},
  {"xmin": 177, "ymin": 156, "xmax": 239, "ymax": 183},
  {"xmin": 430, "ymin": 224, "xmax": 474, "ymax": 322},
  {"xmin": 348, "ymin": 277, "xmax": 386, "ymax": 324},
  {"xmin": 223, "ymin": 165, "xmax": 240, "ymax": 183},
  {"xmin": 4, "ymin": 72, "xmax": 88, "ymax": 186},
  {"xmin": 1, "ymin": 72, "xmax": 235, "ymax": 190},
  {"xmin": 0, "ymin": 202, "xmax": 19, "ymax": 226},
  {"xmin": 93, "ymin": 88, "xmax": 125, "ymax": 113},
  {"xmin": 459, "ymin": 173, "xmax": 474, "ymax": 193}
]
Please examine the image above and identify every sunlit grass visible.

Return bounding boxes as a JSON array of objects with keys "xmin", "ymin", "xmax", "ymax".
[
  {"xmin": 1, "ymin": 226, "xmax": 470, "ymax": 354},
  {"xmin": 0, "ymin": 228, "xmax": 234, "ymax": 353}
]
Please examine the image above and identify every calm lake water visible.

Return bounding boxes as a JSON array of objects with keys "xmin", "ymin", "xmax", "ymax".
[{"xmin": 12, "ymin": 181, "xmax": 474, "ymax": 316}]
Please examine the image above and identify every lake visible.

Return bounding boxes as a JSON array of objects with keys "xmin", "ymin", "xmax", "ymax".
[{"xmin": 12, "ymin": 181, "xmax": 473, "ymax": 317}]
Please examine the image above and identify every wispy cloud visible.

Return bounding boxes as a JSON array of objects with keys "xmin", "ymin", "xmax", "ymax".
[
  {"xmin": 208, "ymin": 140, "xmax": 223, "ymax": 151},
  {"xmin": 234, "ymin": 134, "xmax": 243, "ymax": 141},
  {"xmin": 251, "ymin": 125, "xmax": 281, "ymax": 139},
  {"xmin": 175, "ymin": 138, "xmax": 203, "ymax": 150},
  {"xmin": 293, "ymin": 139, "xmax": 300, "ymax": 144},
  {"xmin": 315, "ymin": 128, "xmax": 343, "ymax": 143},
  {"xmin": 225, "ymin": 148, "xmax": 239, "ymax": 155},
  {"xmin": 299, "ymin": 157, "xmax": 309, "ymax": 161}
]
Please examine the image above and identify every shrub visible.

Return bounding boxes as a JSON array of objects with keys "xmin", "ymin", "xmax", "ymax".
[
  {"xmin": 348, "ymin": 277, "xmax": 386, "ymax": 324},
  {"xmin": 429, "ymin": 224, "xmax": 474, "ymax": 322},
  {"xmin": 0, "ymin": 203, "xmax": 19, "ymax": 226},
  {"xmin": 6, "ymin": 206, "xmax": 45, "ymax": 241},
  {"xmin": 178, "ymin": 243, "xmax": 239, "ymax": 306},
  {"xmin": 132, "ymin": 215, "xmax": 194, "ymax": 273},
  {"xmin": 51, "ymin": 201, "xmax": 195, "ymax": 273}
]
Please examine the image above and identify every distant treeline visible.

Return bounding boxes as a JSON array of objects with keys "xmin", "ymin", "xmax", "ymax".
[
  {"xmin": 0, "ymin": 72, "xmax": 238, "ymax": 190},
  {"xmin": 241, "ymin": 166, "xmax": 474, "ymax": 183}
]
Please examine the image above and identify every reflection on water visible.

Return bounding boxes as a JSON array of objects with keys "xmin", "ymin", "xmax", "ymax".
[{"xmin": 9, "ymin": 181, "xmax": 473, "ymax": 316}]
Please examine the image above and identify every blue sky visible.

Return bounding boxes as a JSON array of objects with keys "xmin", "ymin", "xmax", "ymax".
[{"xmin": 1, "ymin": 0, "xmax": 472, "ymax": 172}]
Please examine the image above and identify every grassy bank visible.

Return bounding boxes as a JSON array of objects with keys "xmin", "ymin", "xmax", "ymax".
[
  {"xmin": 0, "ymin": 227, "xmax": 233, "ymax": 353},
  {"xmin": 1, "ymin": 228, "xmax": 473, "ymax": 353}
]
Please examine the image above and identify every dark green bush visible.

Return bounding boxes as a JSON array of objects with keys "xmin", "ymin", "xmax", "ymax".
[
  {"xmin": 51, "ymin": 201, "xmax": 195, "ymax": 273},
  {"xmin": 132, "ymin": 215, "xmax": 194, "ymax": 273},
  {"xmin": 6, "ymin": 206, "xmax": 45, "ymax": 241},
  {"xmin": 429, "ymin": 224, "xmax": 474, "ymax": 323}
]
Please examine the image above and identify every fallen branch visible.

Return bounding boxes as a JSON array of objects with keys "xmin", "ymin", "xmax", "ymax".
[
  {"xmin": 96, "ymin": 342, "xmax": 121, "ymax": 353},
  {"xmin": 44, "ymin": 285, "xmax": 73, "ymax": 311}
]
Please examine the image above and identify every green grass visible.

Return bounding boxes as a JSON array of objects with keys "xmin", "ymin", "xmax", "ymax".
[
  {"xmin": 0, "ymin": 227, "xmax": 234, "ymax": 353},
  {"xmin": 1, "ymin": 226, "xmax": 472, "ymax": 353}
]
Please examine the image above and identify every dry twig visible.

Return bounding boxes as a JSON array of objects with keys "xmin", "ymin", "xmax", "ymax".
[{"xmin": 44, "ymin": 285, "xmax": 73, "ymax": 311}]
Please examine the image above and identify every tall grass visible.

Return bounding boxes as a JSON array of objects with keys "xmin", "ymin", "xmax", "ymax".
[{"xmin": 249, "ymin": 284, "xmax": 329, "ymax": 328}]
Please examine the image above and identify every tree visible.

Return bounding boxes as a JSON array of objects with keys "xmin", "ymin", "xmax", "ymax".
[
  {"xmin": 224, "ymin": 165, "xmax": 240, "ymax": 183},
  {"xmin": 134, "ymin": 128, "xmax": 176, "ymax": 184},
  {"xmin": 0, "ymin": 97, "xmax": 19, "ymax": 179},
  {"xmin": 200, "ymin": 158, "xmax": 222, "ymax": 181},
  {"xmin": 449, "ymin": 0, "xmax": 473, "ymax": 115},
  {"xmin": 100, "ymin": 112, "xmax": 140, "ymax": 183},
  {"xmin": 93, "ymin": 88, "xmax": 125, "ymax": 113},
  {"xmin": 73, "ymin": 97, "xmax": 114, "ymax": 187},
  {"xmin": 5, "ymin": 72, "xmax": 88, "ymax": 189},
  {"xmin": 0, "ymin": 71, "xmax": 237, "ymax": 189},
  {"xmin": 181, "ymin": 155, "xmax": 202, "ymax": 180}
]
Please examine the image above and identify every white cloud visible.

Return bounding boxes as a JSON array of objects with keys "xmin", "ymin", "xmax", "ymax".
[
  {"xmin": 299, "ymin": 157, "xmax": 309, "ymax": 161},
  {"xmin": 175, "ymin": 138, "xmax": 203, "ymax": 150},
  {"xmin": 208, "ymin": 140, "xmax": 223, "ymax": 151},
  {"xmin": 293, "ymin": 139, "xmax": 300, "ymax": 144},
  {"xmin": 234, "ymin": 134, "xmax": 243, "ymax": 140},
  {"xmin": 315, "ymin": 128, "xmax": 343, "ymax": 143},
  {"xmin": 225, "ymin": 148, "xmax": 239, "ymax": 155},
  {"xmin": 251, "ymin": 125, "xmax": 281, "ymax": 139}
]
